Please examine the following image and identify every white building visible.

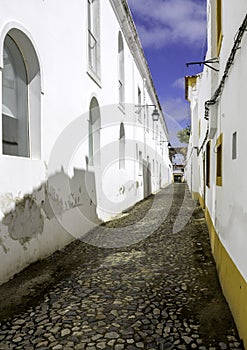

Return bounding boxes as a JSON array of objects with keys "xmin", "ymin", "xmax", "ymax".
[
  {"xmin": 185, "ymin": 0, "xmax": 247, "ymax": 346},
  {"xmin": 0, "ymin": 0, "xmax": 172, "ymax": 285}
]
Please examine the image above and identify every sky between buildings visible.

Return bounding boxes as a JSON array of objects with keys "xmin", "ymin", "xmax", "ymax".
[{"xmin": 128, "ymin": 0, "xmax": 207, "ymax": 147}]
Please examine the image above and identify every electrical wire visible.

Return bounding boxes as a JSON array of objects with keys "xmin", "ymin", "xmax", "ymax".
[{"xmin": 205, "ymin": 13, "xmax": 247, "ymax": 119}]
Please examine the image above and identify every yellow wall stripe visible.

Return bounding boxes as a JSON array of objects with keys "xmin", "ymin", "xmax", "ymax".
[{"xmin": 197, "ymin": 194, "xmax": 247, "ymax": 348}]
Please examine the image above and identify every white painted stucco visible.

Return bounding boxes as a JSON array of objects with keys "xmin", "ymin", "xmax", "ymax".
[
  {"xmin": 0, "ymin": 0, "xmax": 172, "ymax": 284},
  {"xmin": 185, "ymin": 0, "xmax": 247, "ymax": 281}
]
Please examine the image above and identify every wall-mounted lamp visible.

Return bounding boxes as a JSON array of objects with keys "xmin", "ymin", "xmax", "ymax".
[
  {"xmin": 135, "ymin": 104, "xmax": 160, "ymax": 121},
  {"xmin": 151, "ymin": 107, "xmax": 159, "ymax": 122}
]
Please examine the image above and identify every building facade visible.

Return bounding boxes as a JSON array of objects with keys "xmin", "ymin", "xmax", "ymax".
[
  {"xmin": 0, "ymin": 0, "xmax": 172, "ymax": 285},
  {"xmin": 185, "ymin": 0, "xmax": 247, "ymax": 346}
]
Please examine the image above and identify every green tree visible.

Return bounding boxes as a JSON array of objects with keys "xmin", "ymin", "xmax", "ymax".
[{"xmin": 177, "ymin": 125, "xmax": 191, "ymax": 144}]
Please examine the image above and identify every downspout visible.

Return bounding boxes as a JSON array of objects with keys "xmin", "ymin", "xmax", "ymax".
[{"xmin": 197, "ymin": 127, "xmax": 209, "ymax": 156}]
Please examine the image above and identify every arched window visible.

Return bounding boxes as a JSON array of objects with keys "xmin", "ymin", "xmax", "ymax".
[
  {"xmin": 147, "ymin": 155, "xmax": 151, "ymax": 175},
  {"xmin": 137, "ymin": 87, "xmax": 142, "ymax": 122},
  {"xmin": 88, "ymin": 0, "xmax": 100, "ymax": 79},
  {"xmin": 119, "ymin": 122, "xmax": 125, "ymax": 169},
  {"xmin": 138, "ymin": 150, "xmax": 143, "ymax": 175},
  {"xmin": 118, "ymin": 32, "xmax": 125, "ymax": 106},
  {"xmin": 89, "ymin": 97, "xmax": 101, "ymax": 166},
  {"xmin": 2, "ymin": 29, "xmax": 41, "ymax": 158},
  {"xmin": 2, "ymin": 35, "xmax": 28, "ymax": 156}
]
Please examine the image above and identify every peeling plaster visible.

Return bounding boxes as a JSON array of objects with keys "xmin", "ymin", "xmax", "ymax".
[
  {"xmin": 0, "ymin": 167, "xmax": 99, "ymax": 284},
  {"xmin": 48, "ymin": 186, "xmax": 64, "ymax": 216},
  {"xmin": 0, "ymin": 237, "xmax": 8, "ymax": 254},
  {"xmin": 2, "ymin": 196, "xmax": 44, "ymax": 243},
  {"xmin": 0, "ymin": 193, "xmax": 18, "ymax": 220}
]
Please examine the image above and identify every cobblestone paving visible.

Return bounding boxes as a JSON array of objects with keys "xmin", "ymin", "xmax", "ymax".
[{"xmin": 0, "ymin": 184, "xmax": 244, "ymax": 349}]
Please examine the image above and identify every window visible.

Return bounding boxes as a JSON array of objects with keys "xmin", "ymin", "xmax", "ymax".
[
  {"xmin": 206, "ymin": 141, "xmax": 211, "ymax": 187},
  {"xmin": 146, "ymin": 106, "xmax": 149, "ymax": 130},
  {"xmin": 2, "ymin": 35, "xmax": 28, "ymax": 156},
  {"xmin": 89, "ymin": 97, "xmax": 101, "ymax": 166},
  {"xmin": 119, "ymin": 122, "xmax": 125, "ymax": 169},
  {"xmin": 88, "ymin": 0, "xmax": 100, "ymax": 80},
  {"xmin": 216, "ymin": 133, "xmax": 223, "ymax": 186},
  {"xmin": 2, "ymin": 31, "xmax": 41, "ymax": 158},
  {"xmin": 232, "ymin": 131, "xmax": 237, "ymax": 160},
  {"xmin": 138, "ymin": 150, "xmax": 142, "ymax": 174},
  {"xmin": 216, "ymin": 0, "xmax": 222, "ymax": 55},
  {"xmin": 118, "ymin": 32, "xmax": 125, "ymax": 107},
  {"xmin": 147, "ymin": 155, "xmax": 150, "ymax": 170},
  {"xmin": 137, "ymin": 87, "xmax": 142, "ymax": 122}
]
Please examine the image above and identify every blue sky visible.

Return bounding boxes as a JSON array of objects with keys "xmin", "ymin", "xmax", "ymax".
[{"xmin": 128, "ymin": 0, "xmax": 207, "ymax": 147}]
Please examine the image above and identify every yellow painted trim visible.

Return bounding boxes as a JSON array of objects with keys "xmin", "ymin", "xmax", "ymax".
[
  {"xmin": 216, "ymin": 133, "xmax": 223, "ymax": 187},
  {"xmin": 217, "ymin": 32, "xmax": 223, "ymax": 56},
  {"xmin": 216, "ymin": 176, "xmax": 222, "ymax": 186},
  {"xmin": 203, "ymin": 206, "xmax": 247, "ymax": 349},
  {"xmin": 187, "ymin": 76, "xmax": 197, "ymax": 88},
  {"xmin": 216, "ymin": 133, "xmax": 223, "ymax": 147},
  {"xmin": 216, "ymin": 0, "xmax": 223, "ymax": 56},
  {"xmin": 185, "ymin": 75, "xmax": 198, "ymax": 101},
  {"xmin": 198, "ymin": 194, "xmax": 205, "ymax": 209},
  {"xmin": 192, "ymin": 191, "xmax": 199, "ymax": 200},
  {"xmin": 206, "ymin": 141, "xmax": 211, "ymax": 188}
]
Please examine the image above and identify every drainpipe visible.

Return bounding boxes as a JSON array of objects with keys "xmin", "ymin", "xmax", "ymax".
[{"xmin": 197, "ymin": 126, "xmax": 209, "ymax": 156}]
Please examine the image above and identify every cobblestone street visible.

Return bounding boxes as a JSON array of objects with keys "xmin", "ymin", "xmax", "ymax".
[{"xmin": 0, "ymin": 184, "xmax": 244, "ymax": 350}]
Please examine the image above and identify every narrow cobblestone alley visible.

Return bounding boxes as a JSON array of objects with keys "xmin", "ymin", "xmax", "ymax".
[{"xmin": 0, "ymin": 184, "xmax": 244, "ymax": 350}]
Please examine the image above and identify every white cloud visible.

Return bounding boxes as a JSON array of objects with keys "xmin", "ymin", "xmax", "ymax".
[
  {"xmin": 172, "ymin": 77, "xmax": 185, "ymax": 90},
  {"xmin": 128, "ymin": 0, "xmax": 206, "ymax": 49}
]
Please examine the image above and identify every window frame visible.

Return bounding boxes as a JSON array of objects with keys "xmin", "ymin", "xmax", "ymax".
[
  {"xmin": 2, "ymin": 34, "xmax": 29, "ymax": 157},
  {"xmin": 206, "ymin": 140, "xmax": 211, "ymax": 188},
  {"xmin": 118, "ymin": 31, "xmax": 125, "ymax": 109},
  {"xmin": 88, "ymin": 97, "xmax": 101, "ymax": 167},
  {"xmin": 137, "ymin": 87, "xmax": 142, "ymax": 122},
  {"xmin": 216, "ymin": 0, "xmax": 223, "ymax": 55},
  {"xmin": 216, "ymin": 133, "xmax": 223, "ymax": 186},
  {"xmin": 87, "ymin": 0, "xmax": 101, "ymax": 84},
  {"xmin": 1, "ymin": 29, "xmax": 41, "ymax": 159},
  {"xmin": 138, "ymin": 150, "xmax": 143, "ymax": 175},
  {"xmin": 232, "ymin": 131, "xmax": 237, "ymax": 160},
  {"xmin": 119, "ymin": 122, "xmax": 125, "ymax": 170}
]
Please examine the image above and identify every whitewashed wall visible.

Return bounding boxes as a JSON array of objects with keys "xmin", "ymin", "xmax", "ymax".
[
  {"xmin": 186, "ymin": 1, "xmax": 247, "ymax": 344},
  {"xmin": 206, "ymin": 0, "xmax": 247, "ymax": 281},
  {"xmin": 0, "ymin": 0, "xmax": 172, "ymax": 284}
]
